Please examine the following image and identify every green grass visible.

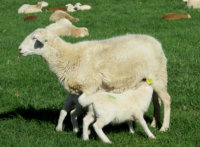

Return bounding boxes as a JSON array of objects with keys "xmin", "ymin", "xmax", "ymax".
[{"xmin": 0, "ymin": 0, "xmax": 200, "ymax": 146}]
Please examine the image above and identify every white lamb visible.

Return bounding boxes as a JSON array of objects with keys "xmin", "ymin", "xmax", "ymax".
[
  {"xmin": 18, "ymin": 1, "xmax": 48, "ymax": 14},
  {"xmin": 18, "ymin": 28, "xmax": 171, "ymax": 133},
  {"xmin": 45, "ymin": 18, "xmax": 89, "ymax": 37},
  {"xmin": 66, "ymin": 4, "xmax": 78, "ymax": 12},
  {"xmin": 75, "ymin": 3, "xmax": 91, "ymax": 10},
  {"xmin": 187, "ymin": 0, "xmax": 200, "ymax": 8},
  {"xmin": 79, "ymin": 79, "xmax": 155, "ymax": 143}
]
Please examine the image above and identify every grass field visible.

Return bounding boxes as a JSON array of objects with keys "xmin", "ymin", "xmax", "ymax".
[{"xmin": 0, "ymin": 0, "xmax": 200, "ymax": 146}]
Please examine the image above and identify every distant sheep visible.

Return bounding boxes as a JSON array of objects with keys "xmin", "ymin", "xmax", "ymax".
[
  {"xmin": 66, "ymin": 4, "xmax": 78, "ymax": 12},
  {"xmin": 18, "ymin": 1, "xmax": 48, "ymax": 14},
  {"xmin": 79, "ymin": 80, "xmax": 155, "ymax": 143},
  {"xmin": 46, "ymin": 18, "xmax": 89, "ymax": 37},
  {"xmin": 75, "ymin": 3, "xmax": 91, "ymax": 10},
  {"xmin": 162, "ymin": 13, "xmax": 191, "ymax": 20},
  {"xmin": 49, "ymin": 10, "xmax": 79, "ymax": 22},
  {"xmin": 187, "ymin": 0, "xmax": 200, "ymax": 8},
  {"xmin": 18, "ymin": 28, "xmax": 171, "ymax": 132}
]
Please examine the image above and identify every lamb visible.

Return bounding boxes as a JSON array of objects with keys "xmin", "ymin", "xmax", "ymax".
[
  {"xmin": 79, "ymin": 79, "xmax": 155, "ymax": 143},
  {"xmin": 18, "ymin": 28, "xmax": 171, "ymax": 132},
  {"xmin": 75, "ymin": 3, "xmax": 91, "ymax": 10},
  {"xmin": 49, "ymin": 10, "xmax": 79, "ymax": 22},
  {"xmin": 18, "ymin": 1, "xmax": 48, "ymax": 14},
  {"xmin": 45, "ymin": 18, "xmax": 89, "ymax": 37},
  {"xmin": 66, "ymin": 4, "xmax": 78, "ymax": 12},
  {"xmin": 187, "ymin": 0, "xmax": 200, "ymax": 8}
]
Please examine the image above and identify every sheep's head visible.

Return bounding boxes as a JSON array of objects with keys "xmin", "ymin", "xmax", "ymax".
[
  {"xmin": 38, "ymin": 1, "xmax": 48, "ymax": 7},
  {"xmin": 18, "ymin": 28, "xmax": 55, "ymax": 56}
]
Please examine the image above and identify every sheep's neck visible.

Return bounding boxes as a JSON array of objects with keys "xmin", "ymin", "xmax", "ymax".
[{"xmin": 42, "ymin": 38, "xmax": 81, "ymax": 93}]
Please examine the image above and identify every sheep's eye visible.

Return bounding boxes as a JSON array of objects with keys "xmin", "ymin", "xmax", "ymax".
[{"xmin": 32, "ymin": 37, "xmax": 37, "ymax": 40}]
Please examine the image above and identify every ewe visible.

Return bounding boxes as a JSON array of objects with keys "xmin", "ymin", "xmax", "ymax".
[
  {"xmin": 18, "ymin": 28, "xmax": 171, "ymax": 132},
  {"xmin": 18, "ymin": 1, "xmax": 48, "ymax": 14},
  {"xmin": 49, "ymin": 10, "xmax": 79, "ymax": 22},
  {"xmin": 46, "ymin": 18, "xmax": 88, "ymax": 37},
  {"xmin": 79, "ymin": 79, "xmax": 155, "ymax": 143}
]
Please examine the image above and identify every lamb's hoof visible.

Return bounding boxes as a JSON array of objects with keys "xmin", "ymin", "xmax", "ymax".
[
  {"xmin": 149, "ymin": 135, "xmax": 156, "ymax": 139},
  {"xmin": 150, "ymin": 121, "xmax": 156, "ymax": 128},
  {"xmin": 159, "ymin": 126, "xmax": 169, "ymax": 132},
  {"xmin": 73, "ymin": 128, "xmax": 79, "ymax": 133},
  {"xmin": 105, "ymin": 141, "xmax": 112, "ymax": 144},
  {"xmin": 55, "ymin": 126, "xmax": 62, "ymax": 132}
]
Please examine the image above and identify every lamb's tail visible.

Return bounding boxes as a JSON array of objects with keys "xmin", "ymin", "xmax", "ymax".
[{"xmin": 78, "ymin": 94, "xmax": 93, "ymax": 107}]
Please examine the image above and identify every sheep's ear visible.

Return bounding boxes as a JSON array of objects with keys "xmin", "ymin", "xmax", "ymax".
[{"xmin": 34, "ymin": 39, "xmax": 46, "ymax": 49}]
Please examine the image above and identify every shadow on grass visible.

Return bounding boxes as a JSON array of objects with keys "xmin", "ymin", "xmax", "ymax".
[{"xmin": 0, "ymin": 105, "xmax": 158, "ymax": 138}]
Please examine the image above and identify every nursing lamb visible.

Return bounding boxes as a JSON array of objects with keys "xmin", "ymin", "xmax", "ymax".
[
  {"xmin": 79, "ymin": 79, "xmax": 155, "ymax": 143},
  {"xmin": 18, "ymin": 28, "xmax": 171, "ymax": 132}
]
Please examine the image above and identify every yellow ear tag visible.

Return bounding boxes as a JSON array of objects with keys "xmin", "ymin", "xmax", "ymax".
[{"xmin": 146, "ymin": 78, "xmax": 154, "ymax": 85}]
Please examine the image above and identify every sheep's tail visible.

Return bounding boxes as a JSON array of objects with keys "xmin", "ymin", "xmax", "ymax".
[{"xmin": 78, "ymin": 94, "xmax": 93, "ymax": 107}]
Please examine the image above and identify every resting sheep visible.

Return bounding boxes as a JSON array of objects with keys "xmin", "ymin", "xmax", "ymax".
[
  {"xmin": 75, "ymin": 3, "xmax": 91, "ymax": 10},
  {"xmin": 79, "ymin": 79, "xmax": 155, "ymax": 143},
  {"xmin": 187, "ymin": 0, "xmax": 200, "ymax": 8},
  {"xmin": 18, "ymin": 28, "xmax": 171, "ymax": 132},
  {"xmin": 18, "ymin": 1, "xmax": 48, "ymax": 14},
  {"xmin": 49, "ymin": 10, "xmax": 79, "ymax": 22},
  {"xmin": 45, "ymin": 18, "xmax": 89, "ymax": 37},
  {"xmin": 66, "ymin": 4, "xmax": 78, "ymax": 12}
]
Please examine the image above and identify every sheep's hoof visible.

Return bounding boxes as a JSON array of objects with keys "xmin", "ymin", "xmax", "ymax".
[
  {"xmin": 150, "ymin": 118, "xmax": 156, "ymax": 128},
  {"xmin": 55, "ymin": 126, "xmax": 62, "ymax": 132},
  {"xmin": 105, "ymin": 141, "xmax": 112, "ymax": 144},
  {"xmin": 159, "ymin": 126, "xmax": 169, "ymax": 132},
  {"xmin": 150, "ymin": 136, "xmax": 156, "ymax": 139},
  {"xmin": 73, "ymin": 128, "xmax": 79, "ymax": 133}
]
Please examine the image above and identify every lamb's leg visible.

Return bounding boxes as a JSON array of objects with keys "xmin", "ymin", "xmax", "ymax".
[
  {"xmin": 82, "ymin": 108, "xmax": 95, "ymax": 140},
  {"xmin": 93, "ymin": 118, "xmax": 111, "ymax": 144},
  {"xmin": 56, "ymin": 93, "xmax": 78, "ymax": 131},
  {"xmin": 137, "ymin": 115, "xmax": 156, "ymax": 139},
  {"xmin": 70, "ymin": 103, "xmax": 83, "ymax": 133},
  {"xmin": 127, "ymin": 121, "xmax": 134, "ymax": 134}
]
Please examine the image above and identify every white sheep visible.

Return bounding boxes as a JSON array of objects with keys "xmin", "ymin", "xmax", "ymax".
[
  {"xmin": 187, "ymin": 0, "xmax": 200, "ymax": 8},
  {"xmin": 79, "ymin": 79, "xmax": 155, "ymax": 143},
  {"xmin": 45, "ymin": 18, "xmax": 89, "ymax": 37},
  {"xmin": 66, "ymin": 4, "xmax": 78, "ymax": 12},
  {"xmin": 75, "ymin": 3, "xmax": 91, "ymax": 10},
  {"xmin": 49, "ymin": 10, "xmax": 79, "ymax": 22},
  {"xmin": 18, "ymin": 28, "xmax": 171, "ymax": 132},
  {"xmin": 18, "ymin": 1, "xmax": 48, "ymax": 14}
]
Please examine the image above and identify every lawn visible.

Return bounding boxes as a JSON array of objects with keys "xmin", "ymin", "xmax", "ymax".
[{"xmin": 0, "ymin": 0, "xmax": 200, "ymax": 146}]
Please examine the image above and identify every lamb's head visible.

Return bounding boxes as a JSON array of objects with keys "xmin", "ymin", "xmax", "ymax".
[{"xmin": 18, "ymin": 28, "xmax": 56, "ymax": 56}]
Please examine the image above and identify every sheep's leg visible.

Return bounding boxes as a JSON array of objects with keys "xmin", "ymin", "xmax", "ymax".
[
  {"xmin": 70, "ymin": 103, "xmax": 83, "ymax": 133},
  {"xmin": 157, "ymin": 90, "xmax": 171, "ymax": 132},
  {"xmin": 82, "ymin": 108, "xmax": 95, "ymax": 140},
  {"xmin": 56, "ymin": 94, "xmax": 78, "ymax": 131},
  {"xmin": 137, "ymin": 115, "xmax": 155, "ymax": 139},
  {"xmin": 151, "ymin": 92, "xmax": 161, "ymax": 128},
  {"xmin": 127, "ymin": 121, "xmax": 134, "ymax": 134},
  {"xmin": 93, "ymin": 118, "xmax": 111, "ymax": 144}
]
